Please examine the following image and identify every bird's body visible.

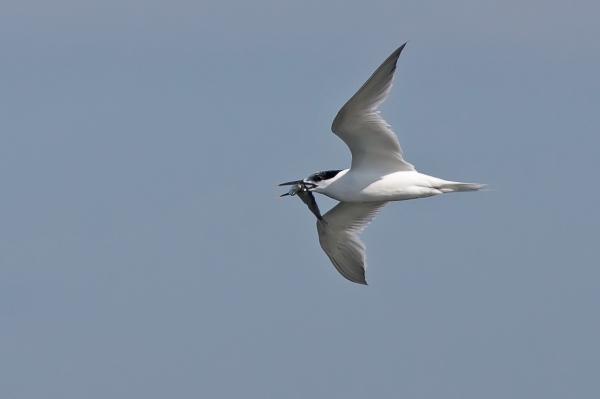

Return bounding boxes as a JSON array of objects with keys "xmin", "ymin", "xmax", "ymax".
[
  {"xmin": 278, "ymin": 43, "xmax": 483, "ymax": 285},
  {"xmin": 315, "ymin": 169, "xmax": 481, "ymax": 203}
]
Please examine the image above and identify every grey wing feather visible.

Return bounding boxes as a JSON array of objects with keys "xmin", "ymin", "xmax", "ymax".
[
  {"xmin": 317, "ymin": 201, "xmax": 387, "ymax": 285},
  {"xmin": 331, "ymin": 43, "xmax": 414, "ymax": 172}
]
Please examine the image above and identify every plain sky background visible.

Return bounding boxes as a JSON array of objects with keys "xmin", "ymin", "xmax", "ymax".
[{"xmin": 1, "ymin": 1, "xmax": 599, "ymax": 398}]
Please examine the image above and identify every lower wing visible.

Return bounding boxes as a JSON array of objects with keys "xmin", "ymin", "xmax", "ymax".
[{"xmin": 317, "ymin": 201, "xmax": 387, "ymax": 284}]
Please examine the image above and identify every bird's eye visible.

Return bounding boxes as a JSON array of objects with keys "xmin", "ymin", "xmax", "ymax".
[{"xmin": 309, "ymin": 173, "xmax": 322, "ymax": 182}]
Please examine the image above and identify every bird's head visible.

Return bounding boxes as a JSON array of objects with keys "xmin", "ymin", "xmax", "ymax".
[{"xmin": 277, "ymin": 170, "xmax": 344, "ymax": 195}]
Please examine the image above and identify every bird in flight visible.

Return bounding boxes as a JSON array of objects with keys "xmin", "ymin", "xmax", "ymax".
[{"xmin": 278, "ymin": 43, "xmax": 483, "ymax": 285}]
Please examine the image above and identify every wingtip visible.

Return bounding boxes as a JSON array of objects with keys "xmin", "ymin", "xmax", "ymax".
[
  {"xmin": 348, "ymin": 274, "xmax": 368, "ymax": 285},
  {"xmin": 396, "ymin": 41, "xmax": 408, "ymax": 54},
  {"xmin": 388, "ymin": 42, "xmax": 408, "ymax": 69},
  {"xmin": 343, "ymin": 276, "xmax": 368, "ymax": 285}
]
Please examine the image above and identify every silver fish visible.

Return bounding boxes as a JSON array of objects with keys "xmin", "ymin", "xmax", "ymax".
[
  {"xmin": 297, "ymin": 189, "xmax": 326, "ymax": 223},
  {"xmin": 278, "ymin": 182, "xmax": 326, "ymax": 223}
]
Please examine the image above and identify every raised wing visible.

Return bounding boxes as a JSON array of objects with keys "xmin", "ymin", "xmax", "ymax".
[
  {"xmin": 317, "ymin": 201, "xmax": 387, "ymax": 285},
  {"xmin": 331, "ymin": 43, "xmax": 414, "ymax": 173}
]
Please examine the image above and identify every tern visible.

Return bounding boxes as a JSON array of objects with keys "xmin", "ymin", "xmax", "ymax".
[{"xmin": 278, "ymin": 43, "xmax": 483, "ymax": 285}]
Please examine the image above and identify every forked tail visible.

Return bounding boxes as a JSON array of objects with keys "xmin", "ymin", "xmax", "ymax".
[{"xmin": 438, "ymin": 182, "xmax": 486, "ymax": 193}]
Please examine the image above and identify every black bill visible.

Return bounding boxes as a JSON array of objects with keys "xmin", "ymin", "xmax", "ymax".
[{"xmin": 277, "ymin": 179, "xmax": 304, "ymax": 187}]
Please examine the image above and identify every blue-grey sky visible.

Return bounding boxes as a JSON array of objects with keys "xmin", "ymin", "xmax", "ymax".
[{"xmin": 1, "ymin": 1, "xmax": 599, "ymax": 398}]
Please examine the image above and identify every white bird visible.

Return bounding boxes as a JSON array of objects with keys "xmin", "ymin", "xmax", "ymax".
[{"xmin": 278, "ymin": 43, "xmax": 483, "ymax": 285}]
